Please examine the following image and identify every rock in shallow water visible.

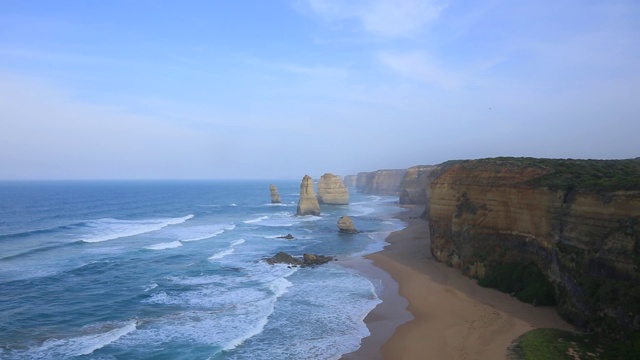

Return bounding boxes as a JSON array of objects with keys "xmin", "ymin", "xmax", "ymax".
[
  {"xmin": 337, "ymin": 216, "xmax": 358, "ymax": 234},
  {"xmin": 265, "ymin": 252, "xmax": 333, "ymax": 267},
  {"xmin": 269, "ymin": 184, "xmax": 282, "ymax": 204}
]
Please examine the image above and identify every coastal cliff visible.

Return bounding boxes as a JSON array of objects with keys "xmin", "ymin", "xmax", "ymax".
[
  {"xmin": 355, "ymin": 169, "xmax": 407, "ymax": 196},
  {"xmin": 399, "ymin": 165, "xmax": 433, "ymax": 204},
  {"xmin": 399, "ymin": 162, "xmax": 461, "ymax": 205},
  {"xmin": 343, "ymin": 175, "xmax": 357, "ymax": 188},
  {"xmin": 428, "ymin": 157, "xmax": 640, "ymax": 333}
]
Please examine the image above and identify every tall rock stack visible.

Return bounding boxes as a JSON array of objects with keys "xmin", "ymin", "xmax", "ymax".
[
  {"xmin": 296, "ymin": 175, "xmax": 321, "ymax": 216},
  {"xmin": 269, "ymin": 184, "xmax": 282, "ymax": 204},
  {"xmin": 316, "ymin": 173, "xmax": 349, "ymax": 205}
]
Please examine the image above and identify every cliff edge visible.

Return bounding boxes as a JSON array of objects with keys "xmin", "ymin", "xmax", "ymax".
[{"xmin": 428, "ymin": 157, "xmax": 640, "ymax": 333}]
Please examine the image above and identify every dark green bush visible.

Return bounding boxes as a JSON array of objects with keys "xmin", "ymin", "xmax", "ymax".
[{"xmin": 478, "ymin": 262, "xmax": 556, "ymax": 306}]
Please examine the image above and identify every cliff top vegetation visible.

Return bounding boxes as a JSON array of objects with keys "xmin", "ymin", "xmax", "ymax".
[{"xmin": 470, "ymin": 157, "xmax": 640, "ymax": 193}]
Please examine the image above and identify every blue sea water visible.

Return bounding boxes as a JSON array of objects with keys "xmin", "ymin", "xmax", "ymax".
[{"xmin": 0, "ymin": 180, "xmax": 404, "ymax": 359}]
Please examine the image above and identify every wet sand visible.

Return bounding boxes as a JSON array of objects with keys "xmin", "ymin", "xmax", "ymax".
[{"xmin": 343, "ymin": 205, "xmax": 573, "ymax": 360}]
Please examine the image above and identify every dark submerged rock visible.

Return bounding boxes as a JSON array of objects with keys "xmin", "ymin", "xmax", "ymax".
[
  {"xmin": 266, "ymin": 252, "xmax": 303, "ymax": 266},
  {"xmin": 276, "ymin": 234, "xmax": 295, "ymax": 240},
  {"xmin": 265, "ymin": 252, "xmax": 333, "ymax": 267}
]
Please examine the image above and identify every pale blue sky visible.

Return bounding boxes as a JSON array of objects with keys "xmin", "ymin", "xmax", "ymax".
[{"xmin": 1, "ymin": 0, "xmax": 639, "ymax": 179}]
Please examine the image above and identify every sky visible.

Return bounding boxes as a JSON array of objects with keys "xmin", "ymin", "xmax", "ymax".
[{"xmin": 1, "ymin": 0, "xmax": 639, "ymax": 180}]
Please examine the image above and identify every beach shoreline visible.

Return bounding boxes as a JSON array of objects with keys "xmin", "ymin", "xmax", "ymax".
[{"xmin": 343, "ymin": 205, "xmax": 574, "ymax": 360}]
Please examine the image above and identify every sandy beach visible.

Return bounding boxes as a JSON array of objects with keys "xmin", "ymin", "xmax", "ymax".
[{"xmin": 344, "ymin": 205, "xmax": 573, "ymax": 360}]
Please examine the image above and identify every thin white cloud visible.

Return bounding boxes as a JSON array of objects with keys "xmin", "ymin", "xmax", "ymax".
[
  {"xmin": 378, "ymin": 51, "xmax": 459, "ymax": 89},
  {"xmin": 303, "ymin": 0, "xmax": 447, "ymax": 37}
]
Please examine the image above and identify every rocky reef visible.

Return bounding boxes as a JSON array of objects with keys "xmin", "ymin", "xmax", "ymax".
[
  {"xmin": 337, "ymin": 216, "xmax": 358, "ymax": 234},
  {"xmin": 265, "ymin": 252, "xmax": 334, "ymax": 267},
  {"xmin": 428, "ymin": 157, "xmax": 640, "ymax": 333},
  {"xmin": 269, "ymin": 184, "xmax": 281, "ymax": 204},
  {"xmin": 316, "ymin": 173, "xmax": 349, "ymax": 205},
  {"xmin": 355, "ymin": 169, "xmax": 407, "ymax": 196},
  {"xmin": 296, "ymin": 175, "xmax": 321, "ymax": 216}
]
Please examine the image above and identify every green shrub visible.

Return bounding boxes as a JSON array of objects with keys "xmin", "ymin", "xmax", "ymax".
[
  {"xmin": 478, "ymin": 157, "xmax": 640, "ymax": 193},
  {"xmin": 511, "ymin": 329, "xmax": 640, "ymax": 360},
  {"xmin": 478, "ymin": 262, "xmax": 556, "ymax": 306}
]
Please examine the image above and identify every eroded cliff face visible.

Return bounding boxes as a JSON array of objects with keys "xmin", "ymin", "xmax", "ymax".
[
  {"xmin": 400, "ymin": 162, "xmax": 461, "ymax": 205},
  {"xmin": 428, "ymin": 158, "xmax": 640, "ymax": 333},
  {"xmin": 355, "ymin": 169, "xmax": 407, "ymax": 196},
  {"xmin": 399, "ymin": 165, "xmax": 433, "ymax": 204},
  {"xmin": 343, "ymin": 175, "xmax": 357, "ymax": 188}
]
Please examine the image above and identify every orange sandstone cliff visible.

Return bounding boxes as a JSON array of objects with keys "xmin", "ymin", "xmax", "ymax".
[{"xmin": 428, "ymin": 157, "xmax": 640, "ymax": 332}]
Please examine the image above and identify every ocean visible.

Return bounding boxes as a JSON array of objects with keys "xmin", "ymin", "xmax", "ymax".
[{"xmin": 0, "ymin": 180, "xmax": 404, "ymax": 359}]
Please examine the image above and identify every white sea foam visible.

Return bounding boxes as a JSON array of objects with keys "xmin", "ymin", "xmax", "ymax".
[
  {"xmin": 268, "ymin": 277, "xmax": 293, "ymax": 298},
  {"xmin": 250, "ymin": 212, "xmax": 296, "ymax": 227},
  {"xmin": 79, "ymin": 215, "xmax": 194, "ymax": 243},
  {"xmin": 221, "ymin": 316, "xmax": 269, "ymax": 351},
  {"xmin": 180, "ymin": 224, "xmax": 236, "ymax": 242},
  {"xmin": 141, "ymin": 262, "xmax": 297, "ymax": 338},
  {"xmin": 349, "ymin": 202, "xmax": 375, "ymax": 216},
  {"xmin": 145, "ymin": 241, "xmax": 183, "ymax": 250},
  {"xmin": 225, "ymin": 266, "xmax": 381, "ymax": 360},
  {"xmin": 230, "ymin": 239, "xmax": 245, "ymax": 246},
  {"xmin": 243, "ymin": 216, "xmax": 268, "ymax": 224},
  {"xmin": 208, "ymin": 248, "xmax": 234, "ymax": 260},
  {"xmin": 299, "ymin": 215, "xmax": 322, "ymax": 222},
  {"xmin": 74, "ymin": 321, "xmax": 137, "ymax": 356},
  {"xmin": 230, "ymin": 203, "xmax": 237, "ymax": 207},
  {"xmin": 208, "ymin": 238, "xmax": 245, "ymax": 260},
  {"xmin": 28, "ymin": 320, "xmax": 137, "ymax": 358},
  {"xmin": 264, "ymin": 203, "xmax": 289, "ymax": 207},
  {"xmin": 144, "ymin": 283, "xmax": 158, "ymax": 292}
]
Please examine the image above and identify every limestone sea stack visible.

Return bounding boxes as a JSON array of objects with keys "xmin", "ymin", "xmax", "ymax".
[
  {"xmin": 316, "ymin": 173, "xmax": 349, "ymax": 205},
  {"xmin": 337, "ymin": 216, "xmax": 358, "ymax": 233},
  {"xmin": 296, "ymin": 175, "xmax": 321, "ymax": 216},
  {"xmin": 269, "ymin": 184, "xmax": 282, "ymax": 204}
]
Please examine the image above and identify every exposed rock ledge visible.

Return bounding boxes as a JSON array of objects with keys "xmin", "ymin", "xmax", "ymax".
[{"xmin": 265, "ymin": 252, "xmax": 334, "ymax": 267}]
